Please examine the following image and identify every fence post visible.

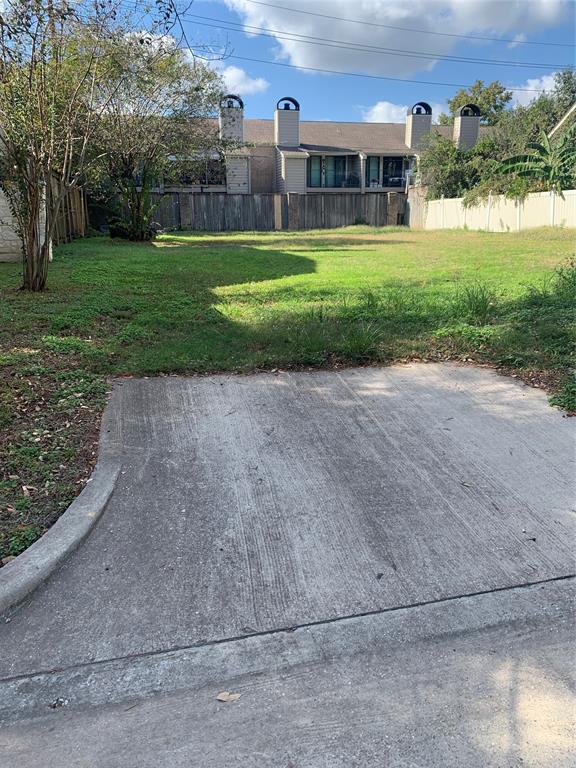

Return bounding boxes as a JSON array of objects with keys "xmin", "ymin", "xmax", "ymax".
[
  {"xmin": 440, "ymin": 195, "xmax": 445, "ymax": 229},
  {"xmin": 550, "ymin": 189, "xmax": 556, "ymax": 226},
  {"xmin": 386, "ymin": 193, "xmax": 399, "ymax": 226},
  {"xmin": 287, "ymin": 193, "xmax": 300, "ymax": 230},
  {"xmin": 179, "ymin": 193, "xmax": 192, "ymax": 230},
  {"xmin": 486, "ymin": 191, "xmax": 493, "ymax": 231}
]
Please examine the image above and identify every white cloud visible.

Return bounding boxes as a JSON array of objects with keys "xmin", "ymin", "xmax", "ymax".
[
  {"xmin": 511, "ymin": 72, "xmax": 557, "ymax": 107},
  {"xmin": 508, "ymin": 32, "xmax": 527, "ymax": 49},
  {"xmin": 217, "ymin": 64, "xmax": 269, "ymax": 95},
  {"xmin": 361, "ymin": 101, "xmax": 409, "ymax": 123},
  {"xmin": 361, "ymin": 100, "xmax": 446, "ymax": 123},
  {"xmin": 224, "ymin": 0, "xmax": 570, "ymax": 79}
]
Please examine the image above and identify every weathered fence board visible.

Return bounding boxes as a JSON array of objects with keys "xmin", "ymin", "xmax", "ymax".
[
  {"xmin": 151, "ymin": 193, "xmax": 180, "ymax": 230},
  {"xmin": 179, "ymin": 193, "xmax": 276, "ymax": 231},
  {"xmin": 285, "ymin": 192, "xmax": 402, "ymax": 230},
  {"xmin": 151, "ymin": 191, "xmax": 404, "ymax": 232},
  {"xmin": 52, "ymin": 182, "xmax": 86, "ymax": 245}
]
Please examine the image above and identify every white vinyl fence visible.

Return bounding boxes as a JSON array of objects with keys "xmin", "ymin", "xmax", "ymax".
[{"xmin": 420, "ymin": 189, "xmax": 576, "ymax": 231}]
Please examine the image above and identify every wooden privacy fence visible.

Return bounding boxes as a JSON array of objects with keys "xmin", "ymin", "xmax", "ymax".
[
  {"xmin": 182, "ymin": 192, "xmax": 276, "ymax": 231},
  {"xmin": 0, "ymin": 181, "xmax": 86, "ymax": 261},
  {"xmin": 285, "ymin": 192, "xmax": 402, "ymax": 230},
  {"xmin": 52, "ymin": 182, "xmax": 87, "ymax": 245},
  {"xmin": 150, "ymin": 191, "xmax": 405, "ymax": 232}
]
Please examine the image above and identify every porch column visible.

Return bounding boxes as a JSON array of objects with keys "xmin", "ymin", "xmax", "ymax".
[{"xmin": 359, "ymin": 153, "xmax": 366, "ymax": 194}]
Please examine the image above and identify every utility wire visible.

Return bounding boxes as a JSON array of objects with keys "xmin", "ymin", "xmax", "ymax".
[
  {"xmin": 178, "ymin": 11, "xmax": 572, "ymax": 69},
  {"xmin": 112, "ymin": 0, "xmax": 564, "ymax": 93},
  {"xmin": 240, "ymin": 0, "xmax": 575, "ymax": 48},
  {"xmin": 191, "ymin": 51, "xmax": 556, "ymax": 92}
]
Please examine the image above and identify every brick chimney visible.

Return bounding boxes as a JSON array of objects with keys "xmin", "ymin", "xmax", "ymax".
[
  {"xmin": 274, "ymin": 97, "xmax": 300, "ymax": 146},
  {"xmin": 219, "ymin": 94, "xmax": 244, "ymax": 142},
  {"xmin": 405, "ymin": 102, "xmax": 432, "ymax": 149},
  {"xmin": 453, "ymin": 104, "xmax": 481, "ymax": 150}
]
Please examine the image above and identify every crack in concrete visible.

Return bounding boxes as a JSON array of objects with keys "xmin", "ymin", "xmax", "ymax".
[{"xmin": 2, "ymin": 572, "xmax": 573, "ymax": 686}]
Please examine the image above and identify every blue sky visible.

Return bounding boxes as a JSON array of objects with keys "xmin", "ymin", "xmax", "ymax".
[{"xmin": 181, "ymin": 0, "xmax": 575, "ymax": 122}]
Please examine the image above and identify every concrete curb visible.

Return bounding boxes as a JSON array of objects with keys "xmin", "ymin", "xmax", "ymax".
[
  {"xmin": 0, "ymin": 458, "xmax": 121, "ymax": 615},
  {"xmin": 1, "ymin": 576, "xmax": 573, "ymax": 723}
]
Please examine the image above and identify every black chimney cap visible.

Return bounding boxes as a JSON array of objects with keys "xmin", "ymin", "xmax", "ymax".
[
  {"xmin": 410, "ymin": 102, "xmax": 432, "ymax": 116},
  {"xmin": 458, "ymin": 103, "xmax": 481, "ymax": 117},
  {"xmin": 276, "ymin": 97, "xmax": 300, "ymax": 111},
  {"xmin": 220, "ymin": 94, "xmax": 244, "ymax": 110}
]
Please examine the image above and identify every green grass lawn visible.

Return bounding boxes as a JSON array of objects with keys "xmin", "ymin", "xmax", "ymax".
[{"xmin": 1, "ymin": 226, "xmax": 574, "ymax": 558}]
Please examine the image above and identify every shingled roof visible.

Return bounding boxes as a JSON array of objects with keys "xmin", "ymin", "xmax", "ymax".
[{"xmin": 242, "ymin": 119, "xmax": 488, "ymax": 154}]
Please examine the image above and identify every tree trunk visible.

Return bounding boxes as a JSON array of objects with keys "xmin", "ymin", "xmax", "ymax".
[{"xmin": 21, "ymin": 183, "xmax": 50, "ymax": 292}]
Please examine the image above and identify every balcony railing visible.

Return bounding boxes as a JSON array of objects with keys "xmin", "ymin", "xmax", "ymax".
[
  {"xmin": 367, "ymin": 176, "xmax": 407, "ymax": 189},
  {"xmin": 383, "ymin": 175, "xmax": 405, "ymax": 188},
  {"xmin": 314, "ymin": 173, "xmax": 361, "ymax": 189}
]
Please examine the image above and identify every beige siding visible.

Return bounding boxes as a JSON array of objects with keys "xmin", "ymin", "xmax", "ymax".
[
  {"xmin": 226, "ymin": 157, "xmax": 250, "ymax": 194},
  {"xmin": 405, "ymin": 114, "xmax": 432, "ymax": 149},
  {"xmin": 422, "ymin": 189, "xmax": 576, "ymax": 231},
  {"xmin": 274, "ymin": 110, "xmax": 300, "ymax": 146},
  {"xmin": 453, "ymin": 116, "xmax": 480, "ymax": 150},
  {"xmin": 0, "ymin": 190, "xmax": 21, "ymax": 261},
  {"xmin": 283, "ymin": 156, "xmax": 307, "ymax": 193}
]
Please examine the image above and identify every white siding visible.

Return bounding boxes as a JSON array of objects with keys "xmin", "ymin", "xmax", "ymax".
[
  {"xmin": 226, "ymin": 157, "xmax": 250, "ymax": 194},
  {"xmin": 275, "ymin": 149, "xmax": 285, "ymax": 193},
  {"xmin": 274, "ymin": 109, "xmax": 300, "ymax": 146}
]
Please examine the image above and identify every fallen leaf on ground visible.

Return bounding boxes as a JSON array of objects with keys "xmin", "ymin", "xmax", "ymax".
[{"xmin": 216, "ymin": 691, "xmax": 241, "ymax": 702}]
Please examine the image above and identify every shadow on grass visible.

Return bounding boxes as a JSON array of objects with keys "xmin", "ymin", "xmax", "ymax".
[
  {"xmin": 160, "ymin": 235, "xmax": 412, "ymax": 249},
  {"xmin": 2, "ymin": 238, "xmax": 574, "ymax": 406},
  {"xmin": 1, "ymin": 238, "xmax": 574, "ymax": 558}
]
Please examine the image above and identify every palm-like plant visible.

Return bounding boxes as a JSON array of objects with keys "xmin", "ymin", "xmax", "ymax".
[{"xmin": 498, "ymin": 123, "xmax": 576, "ymax": 195}]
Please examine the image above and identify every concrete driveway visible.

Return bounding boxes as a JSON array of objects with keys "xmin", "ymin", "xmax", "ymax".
[{"xmin": 1, "ymin": 363, "xmax": 574, "ymax": 766}]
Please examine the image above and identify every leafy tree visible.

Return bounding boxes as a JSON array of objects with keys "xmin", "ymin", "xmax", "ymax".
[
  {"xmin": 88, "ymin": 36, "xmax": 223, "ymax": 241},
  {"xmin": 418, "ymin": 133, "xmax": 501, "ymax": 200},
  {"xmin": 438, "ymin": 80, "xmax": 512, "ymax": 125},
  {"xmin": 421, "ymin": 72, "xmax": 576, "ymax": 202},
  {"xmin": 417, "ymin": 134, "xmax": 470, "ymax": 199},
  {"xmin": 0, "ymin": 0, "xmax": 188, "ymax": 290},
  {"xmin": 0, "ymin": 1, "xmax": 118, "ymax": 289},
  {"xmin": 490, "ymin": 70, "xmax": 576, "ymax": 155},
  {"xmin": 498, "ymin": 124, "xmax": 576, "ymax": 195}
]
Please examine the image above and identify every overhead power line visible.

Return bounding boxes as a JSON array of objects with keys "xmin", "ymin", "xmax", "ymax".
[
  {"xmin": 240, "ymin": 0, "xmax": 575, "ymax": 48},
  {"xmin": 193, "ymin": 52, "xmax": 557, "ymax": 92},
  {"xmin": 179, "ymin": 12, "xmax": 572, "ymax": 70}
]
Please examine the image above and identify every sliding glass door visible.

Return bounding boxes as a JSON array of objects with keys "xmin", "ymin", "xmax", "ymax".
[
  {"xmin": 365, "ymin": 157, "xmax": 380, "ymax": 187},
  {"xmin": 307, "ymin": 156, "xmax": 322, "ymax": 188},
  {"xmin": 324, "ymin": 156, "xmax": 347, "ymax": 188}
]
